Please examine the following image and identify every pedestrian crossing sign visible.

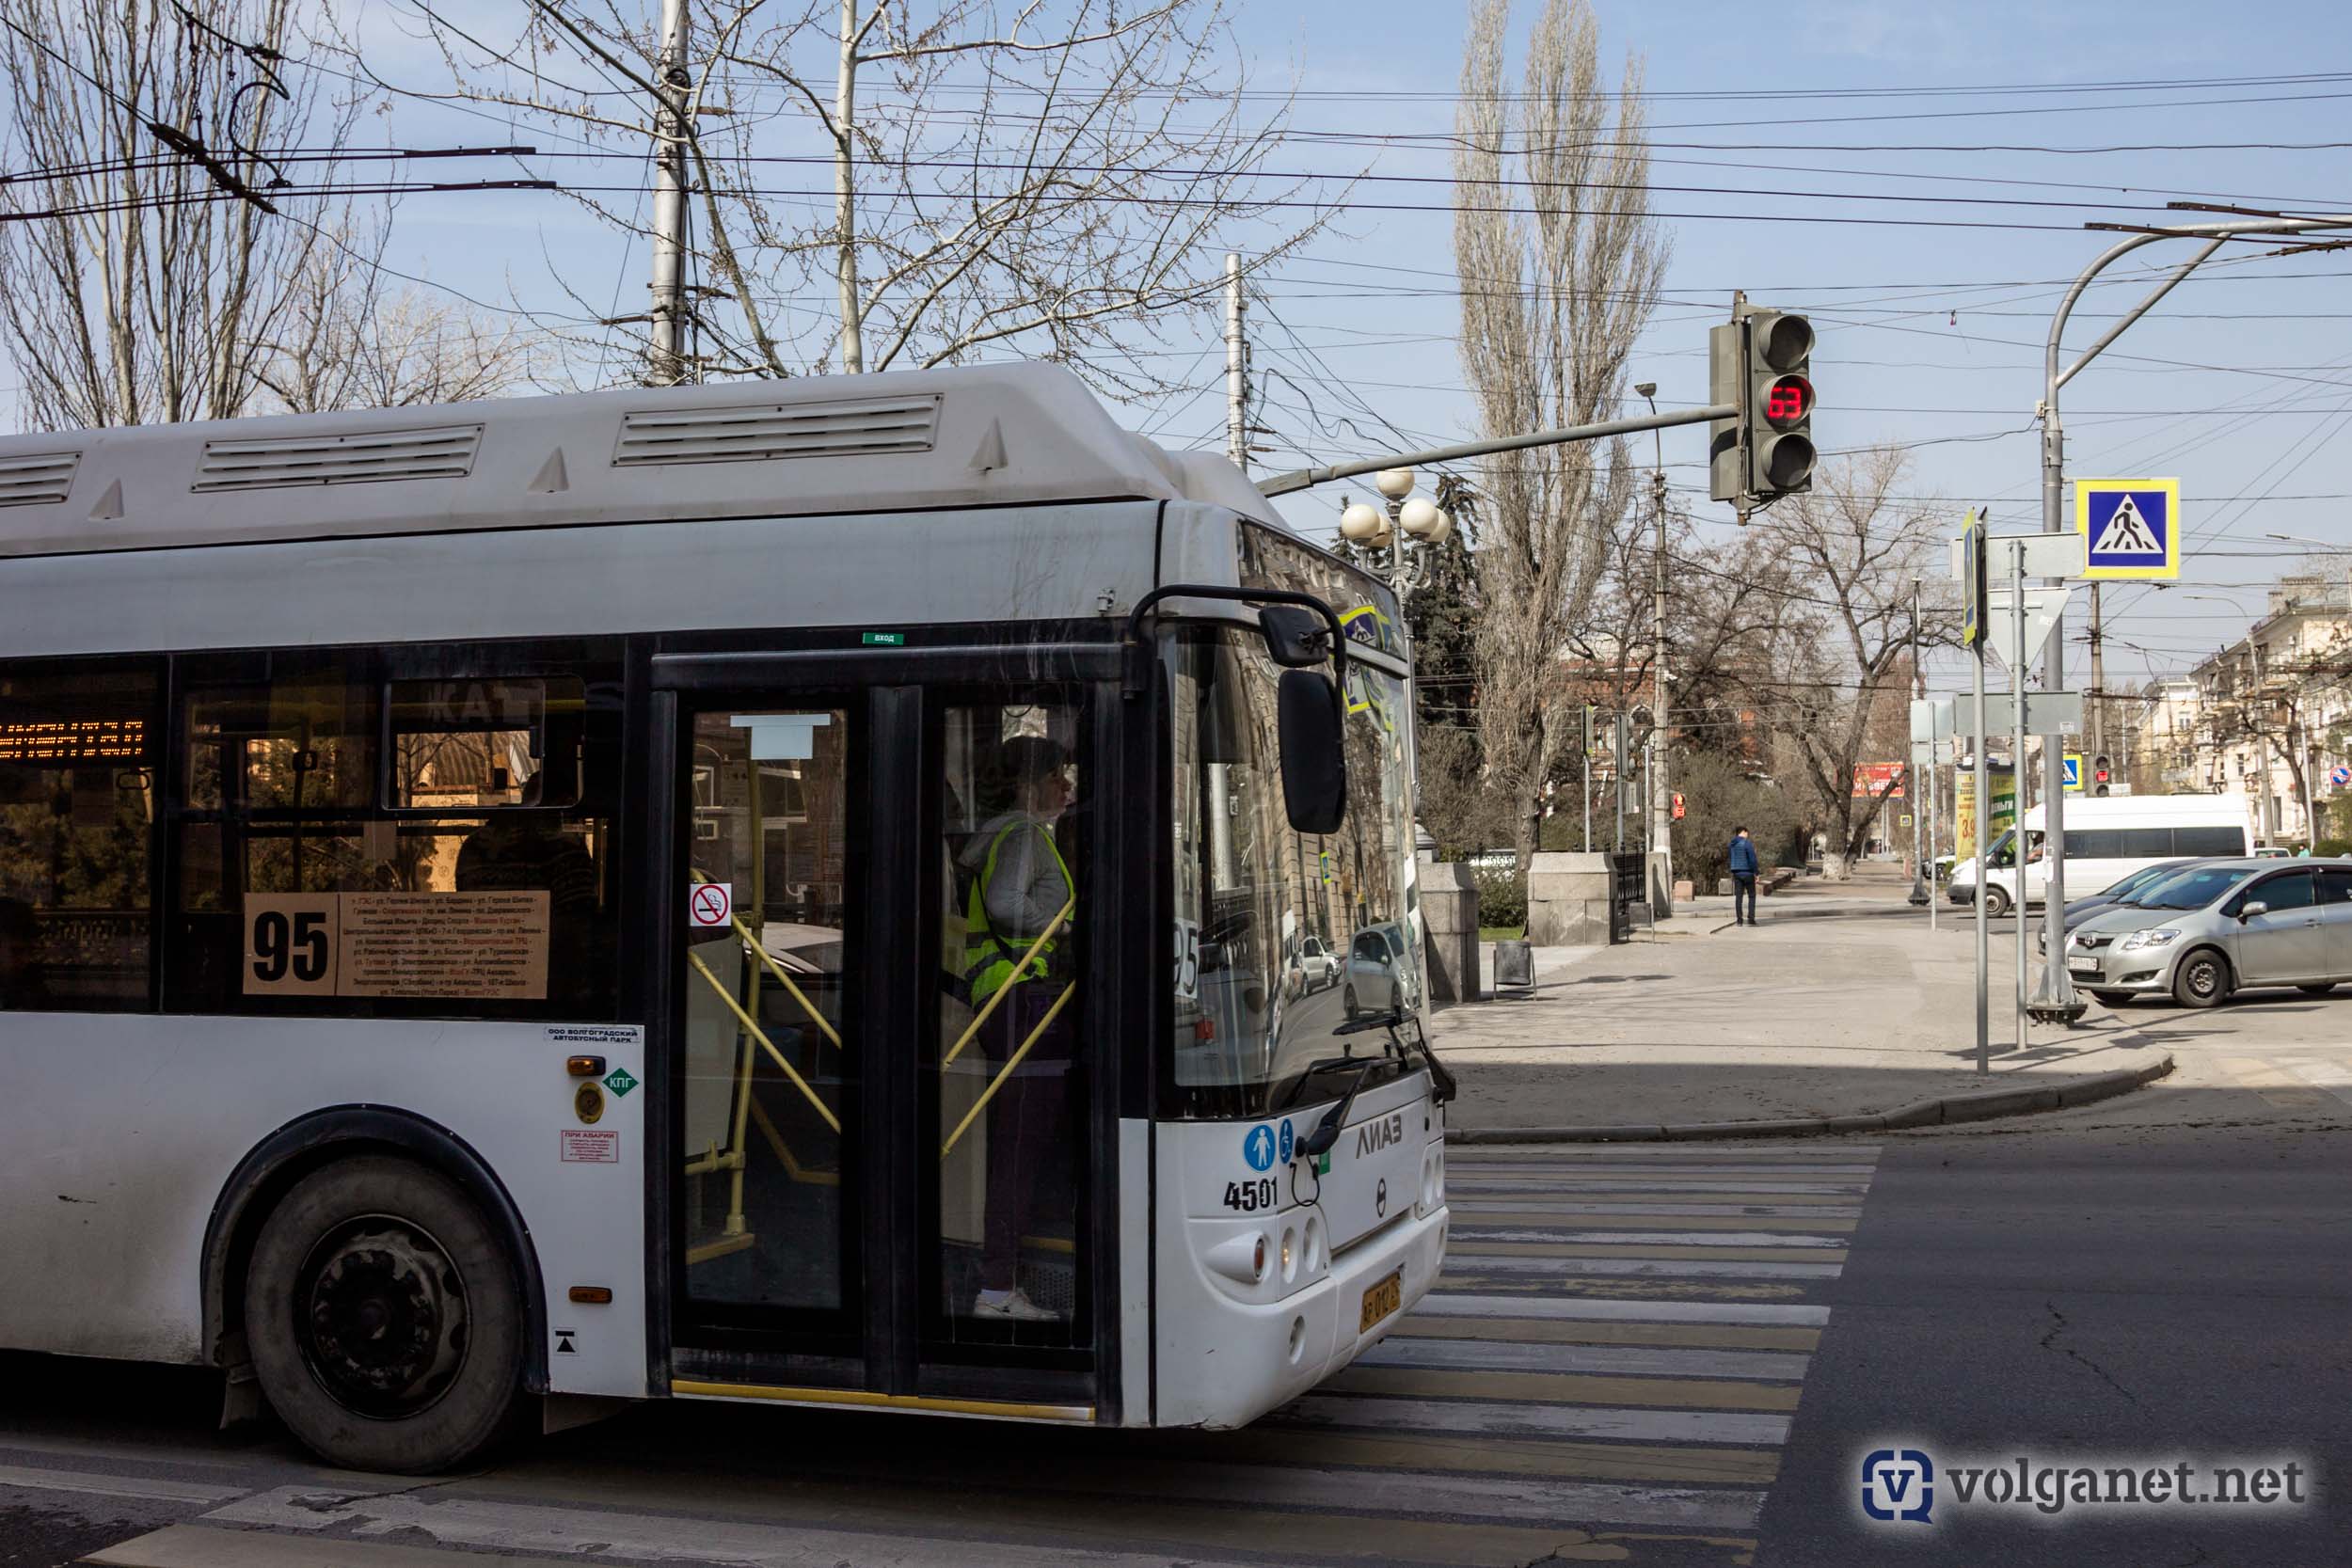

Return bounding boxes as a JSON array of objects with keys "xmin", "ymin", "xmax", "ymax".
[{"xmin": 2076, "ymin": 478, "xmax": 2179, "ymax": 579}]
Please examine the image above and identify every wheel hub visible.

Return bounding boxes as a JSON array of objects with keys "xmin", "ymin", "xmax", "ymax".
[{"xmin": 298, "ymin": 1218, "xmax": 469, "ymax": 1419}]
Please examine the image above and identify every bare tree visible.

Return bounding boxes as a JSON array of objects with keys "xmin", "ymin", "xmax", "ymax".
[
  {"xmin": 1750, "ymin": 448, "xmax": 1947, "ymax": 879},
  {"xmin": 375, "ymin": 0, "xmax": 1336, "ymax": 394},
  {"xmin": 0, "ymin": 0, "xmax": 371, "ymax": 429},
  {"xmin": 1453, "ymin": 0, "xmax": 1668, "ymax": 869},
  {"xmin": 254, "ymin": 224, "xmax": 536, "ymax": 411}
]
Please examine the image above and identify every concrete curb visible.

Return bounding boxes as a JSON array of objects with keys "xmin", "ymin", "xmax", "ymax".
[{"xmin": 1450, "ymin": 1054, "xmax": 2175, "ymax": 1144}]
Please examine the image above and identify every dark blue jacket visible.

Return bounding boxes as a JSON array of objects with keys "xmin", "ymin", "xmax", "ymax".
[{"xmin": 1727, "ymin": 836, "xmax": 1760, "ymax": 876}]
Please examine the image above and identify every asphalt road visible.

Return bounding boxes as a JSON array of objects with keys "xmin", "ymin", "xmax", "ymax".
[
  {"xmin": 0, "ymin": 1144, "xmax": 1863, "ymax": 1568},
  {"xmin": 1758, "ymin": 1116, "xmax": 2352, "ymax": 1565}
]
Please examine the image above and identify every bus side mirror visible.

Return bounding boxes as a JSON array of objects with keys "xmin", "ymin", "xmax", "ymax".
[
  {"xmin": 1259, "ymin": 606, "xmax": 1331, "ymax": 668},
  {"xmin": 1277, "ymin": 669, "xmax": 1347, "ymax": 835}
]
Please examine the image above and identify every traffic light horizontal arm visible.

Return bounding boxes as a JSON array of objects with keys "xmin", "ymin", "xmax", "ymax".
[{"xmin": 1254, "ymin": 404, "xmax": 1735, "ymax": 498}]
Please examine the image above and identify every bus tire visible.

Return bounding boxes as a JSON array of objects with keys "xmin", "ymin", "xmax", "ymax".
[
  {"xmin": 245, "ymin": 1155, "xmax": 528, "ymax": 1474},
  {"xmin": 1981, "ymin": 884, "xmax": 2011, "ymax": 920}
]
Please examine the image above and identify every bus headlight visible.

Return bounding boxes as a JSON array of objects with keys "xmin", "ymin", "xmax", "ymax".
[
  {"xmin": 1418, "ymin": 1147, "xmax": 1445, "ymax": 1217},
  {"xmin": 1279, "ymin": 1226, "xmax": 1297, "ymax": 1283}
]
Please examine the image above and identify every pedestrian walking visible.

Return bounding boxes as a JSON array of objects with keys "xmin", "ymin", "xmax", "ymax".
[{"xmin": 1728, "ymin": 827, "xmax": 1760, "ymax": 927}]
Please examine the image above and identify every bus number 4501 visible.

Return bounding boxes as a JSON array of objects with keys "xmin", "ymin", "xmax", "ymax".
[{"xmin": 1224, "ymin": 1179, "xmax": 1277, "ymax": 1212}]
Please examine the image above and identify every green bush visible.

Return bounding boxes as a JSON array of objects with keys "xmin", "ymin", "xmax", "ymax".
[
  {"xmin": 1473, "ymin": 866, "xmax": 1528, "ymax": 932},
  {"xmin": 2316, "ymin": 837, "xmax": 2352, "ymax": 859}
]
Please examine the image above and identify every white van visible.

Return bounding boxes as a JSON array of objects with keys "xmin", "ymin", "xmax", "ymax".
[{"xmin": 1949, "ymin": 794, "xmax": 2254, "ymax": 917}]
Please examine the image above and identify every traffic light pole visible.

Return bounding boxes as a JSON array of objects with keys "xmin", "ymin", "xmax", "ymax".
[
  {"xmin": 1254, "ymin": 404, "xmax": 1735, "ymax": 497},
  {"xmin": 2030, "ymin": 209, "xmax": 2352, "ymax": 1022}
]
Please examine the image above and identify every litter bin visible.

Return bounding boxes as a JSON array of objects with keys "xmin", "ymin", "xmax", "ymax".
[
  {"xmin": 1607, "ymin": 851, "xmax": 1646, "ymax": 942},
  {"xmin": 1493, "ymin": 938, "xmax": 1535, "ymax": 997}
]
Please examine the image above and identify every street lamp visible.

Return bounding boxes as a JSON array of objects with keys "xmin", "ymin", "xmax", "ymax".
[{"xmin": 1337, "ymin": 466, "xmax": 1454, "ymax": 604}]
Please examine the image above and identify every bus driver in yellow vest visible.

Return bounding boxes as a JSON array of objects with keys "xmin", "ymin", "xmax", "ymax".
[{"xmin": 959, "ymin": 735, "xmax": 1079, "ymax": 1323}]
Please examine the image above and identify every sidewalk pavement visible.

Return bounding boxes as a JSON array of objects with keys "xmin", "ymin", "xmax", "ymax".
[{"xmin": 1442, "ymin": 863, "xmax": 2179, "ymax": 1136}]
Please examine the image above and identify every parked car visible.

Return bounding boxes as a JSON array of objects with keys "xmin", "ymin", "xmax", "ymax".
[
  {"xmin": 1949, "ymin": 795, "xmax": 2253, "ymax": 918},
  {"xmin": 2036, "ymin": 858, "xmax": 2199, "ymax": 954},
  {"xmin": 2062, "ymin": 859, "xmax": 2352, "ymax": 1008},
  {"xmin": 1288, "ymin": 934, "xmax": 1339, "ymax": 994},
  {"xmin": 1342, "ymin": 925, "xmax": 1406, "ymax": 1020}
]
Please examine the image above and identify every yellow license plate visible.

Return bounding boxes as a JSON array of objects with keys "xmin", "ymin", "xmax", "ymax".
[{"xmin": 1359, "ymin": 1271, "xmax": 1403, "ymax": 1334}]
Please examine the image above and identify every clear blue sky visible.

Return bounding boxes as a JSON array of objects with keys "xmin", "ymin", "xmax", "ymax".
[{"xmin": 351, "ymin": 0, "xmax": 2352, "ymax": 689}]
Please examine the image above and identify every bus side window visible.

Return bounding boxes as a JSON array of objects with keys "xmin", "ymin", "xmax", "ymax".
[
  {"xmin": 0, "ymin": 659, "xmax": 159, "ymax": 1013},
  {"xmin": 167, "ymin": 654, "xmax": 622, "ymax": 1019}
]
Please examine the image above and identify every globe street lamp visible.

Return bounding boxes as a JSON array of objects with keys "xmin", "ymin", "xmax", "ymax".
[{"xmin": 1337, "ymin": 466, "xmax": 1454, "ymax": 604}]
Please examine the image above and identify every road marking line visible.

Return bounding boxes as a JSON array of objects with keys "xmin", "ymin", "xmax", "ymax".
[
  {"xmin": 0, "ymin": 1464, "xmax": 245, "ymax": 1504},
  {"xmin": 1359, "ymin": 1336, "xmax": 1811, "ymax": 1382},
  {"xmin": 1447, "ymin": 1241, "xmax": 1848, "ymax": 1263},
  {"xmin": 1439, "ymin": 1165, "xmax": 1882, "ymax": 1175},
  {"xmin": 1453, "ymin": 1201, "xmax": 1864, "ymax": 1220},
  {"xmin": 1395, "ymin": 1315, "xmax": 1820, "ymax": 1352},
  {"xmin": 1163, "ymin": 1428, "xmax": 1782, "ymax": 1486},
  {"xmin": 1443, "ymin": 1254, "xmax": 1845, "ymax": 1280},
  {"xmin": 1321, "ymin": 1365, "xmax": 1802, "ymax": 1411},
  {"xmin": 1413, "ymin": 1291, "xmax": 1829, "ymax": 1325},
  {"xmin": 1274, "ymin": 1394, "xmax": 1792, "ymax": 1447},
  {"xmin": 1452, "ymin": 1228, "xmax": 1850, "ymax": 1248},
  {"xmin": 86, "ymin": 1524, "xmax": 581, "ymax": 1568},
  {"xmin": 1451, "ymin": 1179, "xmax": 1870, "ymax": 1195},
  {"xmin": 205, "ymin": 1488, "xmax": 1262, "ymax": 1568},
  {"xmin": 2285, "ymin": 1060, "xmax": 2352, "ymax": 1108}
]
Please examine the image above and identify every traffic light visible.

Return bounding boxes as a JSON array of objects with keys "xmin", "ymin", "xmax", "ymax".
[
  {"xmin": 1708, "ymin": 301, "xmax": 1816, "ymax": 511},
  {"xmin": 2093, "ymin": 753, "xmax": 2112, "ymax": 798}
]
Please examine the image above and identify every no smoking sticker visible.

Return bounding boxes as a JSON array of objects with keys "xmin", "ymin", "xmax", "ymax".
[{"xmin": 688, "ymin": 881, "xmax": 734, "ymax": 931}]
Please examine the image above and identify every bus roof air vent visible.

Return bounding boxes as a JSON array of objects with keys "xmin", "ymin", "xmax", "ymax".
[
  {"xmin": 193, "ymin": 424, "xmax": 484, "ymax": 492},
  {"xmin": 0, "ymin": 451, "xmax": 79, "ymax": 507},
  {"xmin": 612, "ymin": 394, "xmax": 940, "ymax": 467}
]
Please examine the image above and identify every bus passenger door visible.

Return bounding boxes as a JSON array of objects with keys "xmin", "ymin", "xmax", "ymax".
[{"xmin": 659, "ymin": 670, "xmax": 1112, "ymax": 1420}]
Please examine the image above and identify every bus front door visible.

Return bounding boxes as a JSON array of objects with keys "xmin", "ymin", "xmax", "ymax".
[{"xmin": 659, "ymin": 675, "xmax": 1111, "ymax": 1423}]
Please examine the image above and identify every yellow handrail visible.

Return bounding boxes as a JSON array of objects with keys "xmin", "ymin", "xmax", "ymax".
[
  {"xmin": 941, "ymin": 899, "xmax": 1073, "ymax": 1068},
  {"xmin": 691, "ymin": 871, "xmax": 843, "ymax": 1051},
  {"xmin": 688, "ymin": 950, "xmax": 841, "ymax": 1134},
  {"xmin": 940, "ymin": 982, "xmax": 1075, "ymax": 1157}
]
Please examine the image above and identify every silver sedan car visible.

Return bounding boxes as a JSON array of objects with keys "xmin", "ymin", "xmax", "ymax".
[{"xmin": 2062, "ymin": 859, "xmax": 2352, "ymax": 1009}]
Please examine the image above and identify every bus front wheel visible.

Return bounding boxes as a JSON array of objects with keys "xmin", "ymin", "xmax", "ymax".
[
  {"xmin": 246, "ymin": 1155, "xmax": 528, "ymax": 1474},
  {"xmin": 1981, "ymin": 885, "xmax": 2011, "ymax": 920}
]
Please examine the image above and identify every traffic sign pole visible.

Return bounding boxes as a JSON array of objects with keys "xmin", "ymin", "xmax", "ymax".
[
  {"xmin": 1974, "ymin": 600, "xmax": 1991, "ymax": 1075},
  {"xmin": 2010, "ymin": 540, "xmax": 2031, "ymax": 1056}
]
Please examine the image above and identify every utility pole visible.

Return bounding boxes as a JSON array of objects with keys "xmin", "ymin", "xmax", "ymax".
[
  {"xmin": 1225, "ymin": 252, "xmax": 1248, "ymax": 471},
  {"xmin": 1909, "ymin": 581, "xmax": 1929, "ymax": 909},
  {"xmin": 1637, "ymin": 382, "xmax": 1673, "ymax": 911},
  {"xmin": 646, "ymin": 0, "xmax": 691, "ymax": 387},
  {"xmin": 2087, "ymin": 581, "xmax": 2106, "ymax": 760},
  {"xmin": 1582, "ymin": 705, "xmax": 1594, "ymax": 853}
]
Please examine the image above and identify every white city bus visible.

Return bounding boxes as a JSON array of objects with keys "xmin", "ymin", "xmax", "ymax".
[{"xmin": 0, "ymin": 365, "xmax": 1450, "ymax": 1472}]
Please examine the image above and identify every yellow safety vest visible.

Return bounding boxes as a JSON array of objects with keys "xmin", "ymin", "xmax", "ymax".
[{"xmin": 962, "ymin": 818, "xmax": 1073, "ymax": 1004}]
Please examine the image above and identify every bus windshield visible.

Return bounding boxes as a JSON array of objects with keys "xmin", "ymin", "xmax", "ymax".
[{"xmin": 1167, "ymin": 626, "xmax": 1421, "ymax": 1119}]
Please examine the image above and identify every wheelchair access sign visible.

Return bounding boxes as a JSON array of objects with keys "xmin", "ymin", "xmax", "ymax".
[{"xmin": 2076, "ymin": 478, "xmax": 2180, "ymax": 580}]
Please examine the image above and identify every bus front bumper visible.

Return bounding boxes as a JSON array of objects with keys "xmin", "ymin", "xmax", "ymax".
[{"xmin": 1155, "ymin": 1201, "xmax": 1450, "ymax": 1431}]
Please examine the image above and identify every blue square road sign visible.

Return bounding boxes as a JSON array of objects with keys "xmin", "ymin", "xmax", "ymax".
[{"xmin": 2077, "ymin": 478, "xmax": 2180, "ymax": 580}]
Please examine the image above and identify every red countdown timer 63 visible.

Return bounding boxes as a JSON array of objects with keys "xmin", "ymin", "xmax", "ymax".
[{"xmin": 1763, "ymin": 373, "xmax": 1813, "ymax": 428}]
